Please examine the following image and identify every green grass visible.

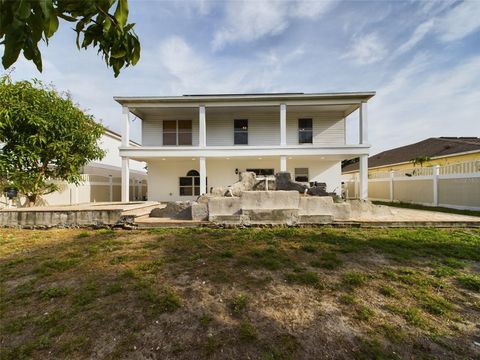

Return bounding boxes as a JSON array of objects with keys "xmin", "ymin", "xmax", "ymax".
[
  {"xmin": 230, "ymin": 294, "xmax": 248, "ymax": 315},
  {"xmin": 310, "ymin": 252, "xmax": 342, "ymax": 270},
  {"xmin": 41, "ymin": 286, "xmax": 69, "ymax": 299},
  {"xmin": 378, "ymin": 285, "xmax": 397, "ymax": 297},
  {"xmin": 285, "ymin": 271, "xmax": 322, "ymax": 288},
  {"xmin": 239, "ymin": 321, "xmax": 258, "ymax": 342},
  {"xmin": 372, "ymin": 201, "xmax": 480, "ymax": 217},
  {"xmin": 0, "ymin": 227, "xmax": 479, "ymax": 359},
  {"xmin": 456, "ymin": 274, "xmax": 480, "ymax": 291},
  {"xmin": 342, "ymin": 271, "xmax": 368, "ymax": 287}
]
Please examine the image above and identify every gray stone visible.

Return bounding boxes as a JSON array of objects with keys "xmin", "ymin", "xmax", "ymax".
[
  {"xmin": 212, "ymin": 171, "xmax": 258, "ymax": 197},
  {"xmin": 298, "ymin": 214, "xmax": 334, "ymax": 224},
  {"xmin": 208, "ymin": 197, "xmax": 242, "ymax": 217},
  {"xmin": 275, "ymin": 172, "xmax": 307, "ymax": 193},
  {"xmin": 191, "ymin": 203, "xmax": 208, "ymax": 221},
  {"xmin": 242, "ymin": 209, "xmax": 299, "ymax": 225},
  {"xmin": 241, "ymin": 191, "xmax": 300, "ymax": 210},
  {"xmin": 150, "ymin": 202, "xmax": 192, "ymax": 220}
]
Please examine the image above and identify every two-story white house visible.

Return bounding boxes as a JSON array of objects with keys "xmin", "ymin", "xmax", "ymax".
[{"xmin": 114, "ymin": 92, "xmax": 373, "ymax": 202}]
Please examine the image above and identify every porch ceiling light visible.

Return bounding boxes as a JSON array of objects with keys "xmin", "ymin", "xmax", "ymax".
[
  {"xmin": 162, "ymin": 158, "xmax": 166, "ymax": 160},
  {"xmin": 258, "ymin": 157, "xmax": 262, "ymax": 160},
  {"xmin": 192, "ymin": 158, "xmax": 196, "ymax": 160}
]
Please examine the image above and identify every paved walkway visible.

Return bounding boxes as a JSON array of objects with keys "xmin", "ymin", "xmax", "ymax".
[{"xmin": 350, "ymin": 207, "xmax": 480, "ymax": 224}]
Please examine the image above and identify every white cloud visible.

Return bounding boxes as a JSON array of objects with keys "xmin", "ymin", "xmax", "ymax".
[
  {"xmin": 436, "ymin": 0, "xmax": 480, "ymax": 42},
  {"xmin": 291, "ymin": 0, "xmax": 336, "ymax": 19},
  {"xmin": 394, "ymin": 19, "xmax": 435, "ymax": 56},
  {"xmin": 367, "ymin": 55, "xmax": 480, "ymax": 154},
  {"xmin": 212, "ymin": 0, "xmax": 336, "ymax": 49},
  {"xmin": 342, "ymin": 33, "xmax": 387, "ymax": 65}
]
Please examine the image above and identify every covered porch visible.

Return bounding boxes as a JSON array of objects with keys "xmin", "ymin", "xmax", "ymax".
[{"xmin": 126, "ymin": 153, "xmax": 367, "ymax": 202}]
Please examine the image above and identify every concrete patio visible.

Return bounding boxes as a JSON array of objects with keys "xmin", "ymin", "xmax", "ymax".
[{"xmin": 1, "ymin": 200, "xmax": 479, "ymax": 228}]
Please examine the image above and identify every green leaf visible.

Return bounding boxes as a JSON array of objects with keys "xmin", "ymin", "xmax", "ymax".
[
  {"xmin": 2, "ymin": 30, "xmax": 24, "ymax": 69},
  {"xmin": 38, "ymin": 0, "xmax": 53, "ymax": 18},
  {"xmin": 114, "ymin": 0, "xmax": 128, "ymax": 28},
  {"xmin": 44, "ymin": 13, "xmax": 59, "ymax": 38},
  {"xmin": 14, "ymin": 0, "xmax": 31, "ymax": 20}
]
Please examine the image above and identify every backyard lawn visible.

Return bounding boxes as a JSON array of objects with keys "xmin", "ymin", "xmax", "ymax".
[{"xmin": 1, "ymin": 227, "xmax": 479, "ymax": 359}]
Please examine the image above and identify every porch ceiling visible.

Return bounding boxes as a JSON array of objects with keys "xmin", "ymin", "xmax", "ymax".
[
  {"xmin": 130, "ymin": 104, "xmax": 359, "ymax": 120},
  {"xmin": 129, "ymin": 154, "xmax": 359, "ymax": 163}
]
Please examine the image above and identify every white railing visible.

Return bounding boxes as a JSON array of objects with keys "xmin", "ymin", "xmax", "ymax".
[
  {"xmin": 439, "ymin": 160, "xmax": 480, "ymax": 175},
  {"xmin": 342, "ymin": 159, "xmax": 480, "ymax": 210},
  {"xmin": 366, "ymin": 160, "xmax": 480, "ymax": 179}
]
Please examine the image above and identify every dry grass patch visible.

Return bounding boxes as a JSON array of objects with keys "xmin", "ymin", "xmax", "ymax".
[{"xmin": 0, "ymin": 227, "xmax": 479, "ymax": 359}]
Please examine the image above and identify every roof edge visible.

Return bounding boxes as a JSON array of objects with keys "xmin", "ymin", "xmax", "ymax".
[{"xmin": 113, "ymin": 91, "xmax": 376, "ymax": 105}]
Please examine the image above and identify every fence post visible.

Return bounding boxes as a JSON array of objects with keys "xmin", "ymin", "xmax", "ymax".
[
  {"xmin": 389, "ymin": 170, "xmax": 394, "ymax": 202},
  {"xmin": 433, "ymin": 165, "xmax": 440, "ymax": 206}
]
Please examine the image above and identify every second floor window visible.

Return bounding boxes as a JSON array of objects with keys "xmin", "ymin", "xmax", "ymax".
[
  {"xmin": 298, "ymin": 118, "xmax": 313, "ymax": 144},
  {"xmin": 234, "ymin": 119, "xmax": 248, "ymax": 145},
  {"xmin": 163, "ymin": 120, "xmax": 192, "ymax": 145}
]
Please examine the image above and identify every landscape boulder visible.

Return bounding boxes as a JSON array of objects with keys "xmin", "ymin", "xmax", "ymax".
[
  {"xmin": 149, "ymin": 202, "xmax": 192, "ymax": 220},
  {"xmin": 275, "ymin": 172, "xmax": 307, "ymax": 193},
  {"xmin": 210, "ymin": 171, "xmax": 257, "ymax": 197}
]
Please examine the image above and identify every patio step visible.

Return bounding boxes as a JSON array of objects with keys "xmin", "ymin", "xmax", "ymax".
[{"xmin": 298, "ymin": 214, "xmax": 333, "ymax": 224}]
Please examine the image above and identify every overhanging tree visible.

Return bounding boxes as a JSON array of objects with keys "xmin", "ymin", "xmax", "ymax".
[
  {"xmin": 0, "ymin": 75, "xmax": 105, "ymax": 205},
  {"xmin": 0, "ymin": 0, "xmax": 140, "ymax": 77}
]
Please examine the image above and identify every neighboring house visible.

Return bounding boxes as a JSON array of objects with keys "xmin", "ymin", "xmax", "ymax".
[
  {"xmin": 114, "ymin": 92, "xmax": 374, "ymax": 202},
  {"xmin": 342, "ymin": 137, "xmax": 480, "ymax": 175},
  {"xmin": 43, "ymin": 128, "xmax": 148, "ymax": 204}
]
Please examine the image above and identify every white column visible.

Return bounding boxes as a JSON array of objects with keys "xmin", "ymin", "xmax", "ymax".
[
  {"xmin": 137, "ymin": 179, "xmax": 142, "ymax": 201},
  {"xmin": 359, "ymin": 154, "xmax": 368, "ymax": 200},
  {"xmin": 280, "ymin": 103, "xmax": 287, "ymax": 146},
  {"xmin": 199, "ymin": 105, "xmax": 206, "ymax": 148},
  {"xmin": 199, "ymin": 157, "xmax": 207, "ymax": 195},
  {"xmin": 121, "ymin": 157, "xmax": 130, "ymax": 202},
  {"xmin": 132, "ymin": 178, "xmax": 136, "ymax": 200},
  {"xmin": 389, "ymin": 170, "xmax": 394, "ymax": 202},
  {"xmin": 433, "ymin": 165, "xmax": 440, "ymax": 206},
  {"xmin": 109, "ymin": 175, "xmax": 113, "ymax": 202},
  {"xmin": 122, "ymin": 106, "xmax": 130, "ymax": 147},
  {"xmin": 280, "ymin": 155, "xmax": 287, "ymax": 172},
  {"xmin": 359, "ymin": 102, "xmax": 368, "ymax": 144}
]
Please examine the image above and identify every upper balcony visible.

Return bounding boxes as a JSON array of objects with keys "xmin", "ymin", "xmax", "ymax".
[{"xmin": 114, "ymin": 92, "xmax": 374, "ymax": 158}]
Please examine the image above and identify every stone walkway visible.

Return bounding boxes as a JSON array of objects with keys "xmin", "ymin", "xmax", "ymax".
[{"xmin": 350, "ymin": 207, "xmax": 480, "ymax": 223}]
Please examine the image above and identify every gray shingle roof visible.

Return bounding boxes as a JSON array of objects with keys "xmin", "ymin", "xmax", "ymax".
[{"xmin": 342, "ymin": 137, "xmax": 480, "ymax": 173}]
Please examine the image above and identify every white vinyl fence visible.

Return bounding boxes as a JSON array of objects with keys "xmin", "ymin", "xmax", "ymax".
[
  {"xmin": 343, "ymin": 160, "xmax": 480, "ymax": 211},
  {"xmin": 1, "ymin": 175, "xmax": 147, "ymax": 208}
]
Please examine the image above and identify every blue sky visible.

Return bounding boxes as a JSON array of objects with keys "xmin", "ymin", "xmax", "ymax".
[{"xmin": 5, "ymin": 0, "xmax": 480, "ymax": 154}]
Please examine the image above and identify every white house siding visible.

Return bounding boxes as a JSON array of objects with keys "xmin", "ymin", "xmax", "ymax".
[
  {"xmin": 286, "ymin": 111, "xmax": 345, "ymax": 146},
  {"xmin": 146, "ymin": 157, "xmax": 341, "ymax": 202},
  {"xmin": 206, "ymin": 108, "xmax": 280, "ymax": 146},
  {"xmin": 141, "ymin": 109, "xmax": 345, "ymax": 147}
]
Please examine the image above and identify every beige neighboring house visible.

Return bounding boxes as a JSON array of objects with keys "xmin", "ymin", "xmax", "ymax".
[
  {"xmin": 342, "ymin": 137, "xmax": 480, "ymax": 175},
  {"xmin": 114, "ymin": 92, "xmax": 374, "ymax": 202}
]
